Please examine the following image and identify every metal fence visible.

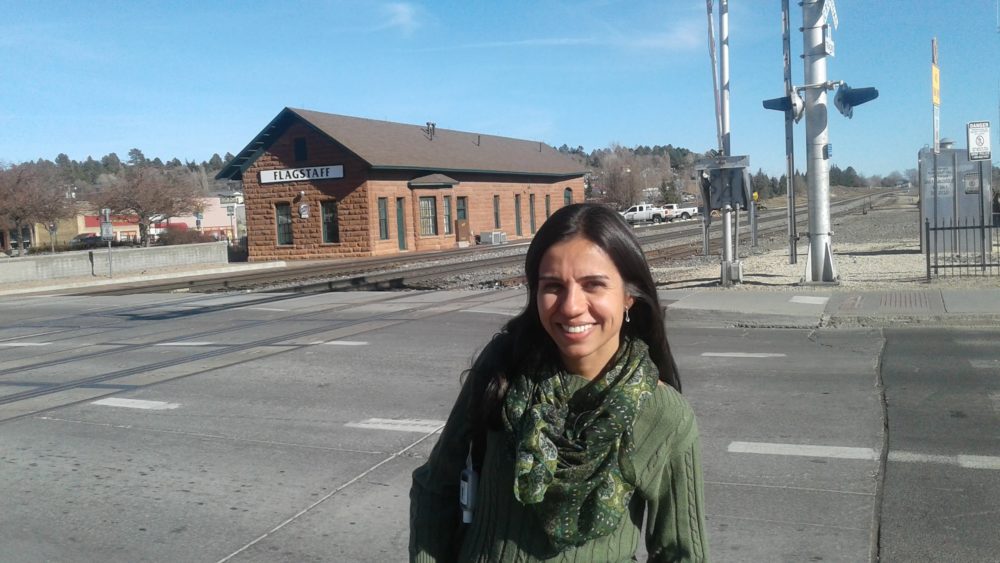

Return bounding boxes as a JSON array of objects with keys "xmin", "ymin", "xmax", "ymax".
[{"xmin": 925, "ymin": 215, "xmax": 1000, "ymax": 279}]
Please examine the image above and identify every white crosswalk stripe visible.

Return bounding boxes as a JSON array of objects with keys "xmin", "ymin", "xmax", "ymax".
[
  {"xmin": 728, "ymin": 441, "xmax": 1000, "ymax": 470},
  {"xmin": 345, "ymin": 418, "xmax": 445, "ymax": 433}
]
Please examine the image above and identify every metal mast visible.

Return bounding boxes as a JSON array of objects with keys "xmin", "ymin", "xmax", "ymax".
[
  {"xmin": 718, "ymin": 0, "xmax": 737, "ymax": 278},
  {"xmin": 801, "ymin": 0, "xmax": 838, "ymax": 283},
  {"xmin": 782, "ymin": 0, "xmax": 798, "ymax": 264}
]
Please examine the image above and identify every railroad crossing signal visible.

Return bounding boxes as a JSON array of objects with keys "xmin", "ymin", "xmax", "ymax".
[
  {"xmin": 834, "ymin": 84, "xmax": 879, "ymax": 119},
  {"xmin": 762, "ymin": 90, "xmax": 804, "ymax": 122}
]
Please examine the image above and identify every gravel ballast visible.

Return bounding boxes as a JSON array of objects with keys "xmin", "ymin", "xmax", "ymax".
[{"xmin": 653, "ymin": 194, "xmax": 998, "ymax": 291}]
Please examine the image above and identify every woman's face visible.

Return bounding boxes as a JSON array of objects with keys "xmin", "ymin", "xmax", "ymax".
[{"xmin": 536, "ymin": 235, "xmax": 634, "ymax": 380}]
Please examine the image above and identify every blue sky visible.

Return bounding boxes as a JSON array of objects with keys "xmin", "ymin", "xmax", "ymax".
[{"xmin": 2, "ymin": 1, "xmax": 998, "ymax": 178}]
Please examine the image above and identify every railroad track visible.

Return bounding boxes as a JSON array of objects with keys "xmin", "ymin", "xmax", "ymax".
[{"xmin": 80, "ymin": 192, "xmax": 891, "ymax": 295}]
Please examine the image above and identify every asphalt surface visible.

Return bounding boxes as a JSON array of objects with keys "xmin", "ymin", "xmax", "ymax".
[
  {"xmin": 0, "ymin": 275, "xmax": 998, "ymax": 561},
  {"xmin": 878, "ymin": 328, "xmax": 1000, "ymax": 562}
]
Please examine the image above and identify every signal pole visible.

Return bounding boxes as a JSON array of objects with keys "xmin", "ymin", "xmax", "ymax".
[
  {"xmin": 801, "ymin": 0, "xmax": 838, "ymax": 283},
  {"xmin": 718, "ymin": 0, "xmax": 741, "ymax": 284},
  {"xmin": 782, "ymin": 0, "xmax": 798, "ymax": 264}
]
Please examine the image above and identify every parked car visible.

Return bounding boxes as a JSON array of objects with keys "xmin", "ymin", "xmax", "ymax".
[
  {"xmin": 69, "ymin": 233, "xmax": 103, "ymax": 249},
  {"xmin": 663, "ymin": 203, "xmax": 700, "ymax": 221},
  {"xmin": 620, "ymin": 203, "xmax": 667, "ymax": 224}
]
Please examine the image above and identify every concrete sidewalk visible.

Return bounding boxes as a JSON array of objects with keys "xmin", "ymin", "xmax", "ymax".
[{"xmin": 663, "ymin": 287, "xmax": 1000, "ymax": 328}]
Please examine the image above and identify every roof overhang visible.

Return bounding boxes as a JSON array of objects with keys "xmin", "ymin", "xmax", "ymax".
[{"xmin": 407, "ymin": 173, "xmax": 459, "ymax": 189}]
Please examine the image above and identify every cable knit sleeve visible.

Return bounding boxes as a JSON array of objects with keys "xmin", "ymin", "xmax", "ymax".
[{"xmin": 637, "ymin": 388, "xmax": 710, "ymax": 562}]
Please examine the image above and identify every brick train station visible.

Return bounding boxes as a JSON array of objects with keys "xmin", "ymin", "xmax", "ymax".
[{"xmin": 216, "ymin": 108, "xmax": 586, "ymax": 262}]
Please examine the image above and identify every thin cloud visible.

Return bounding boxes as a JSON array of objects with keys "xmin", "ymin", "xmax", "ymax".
[
  {"xmin": 417, "ymin": 18, "xmax": 702, "ymax": 53},
  {"xmin": 460, "ymin": 37, "xmax": 598, "ymax": 49},
  {"xmin": 622, "ymin": 19, "xmax": 702, "ymax": 50},
  {"xmin": 376, "ymin": 2, "xmax": 421, "ymax": 35}
]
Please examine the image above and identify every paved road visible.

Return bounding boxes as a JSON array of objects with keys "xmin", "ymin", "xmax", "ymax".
[
  {"xmin": 879, "ymin": 328, "xmax": 1000, "ymax": 562},
  {"xmin": 0, "ymin": 289, "xmax": 994, "ymax": 561}
]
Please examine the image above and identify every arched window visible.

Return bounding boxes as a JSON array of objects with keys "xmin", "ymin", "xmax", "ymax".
[{"xmin": 563, "ymin": 187, "xmax": 573, "ymax": 205}]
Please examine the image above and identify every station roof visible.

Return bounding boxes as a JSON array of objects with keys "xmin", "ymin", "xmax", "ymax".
[{"xmin": 216, "ymin": 107, "xmax": 586, "ymax": 181}]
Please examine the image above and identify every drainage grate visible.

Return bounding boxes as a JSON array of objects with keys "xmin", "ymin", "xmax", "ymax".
[{"xmin": 880, "ymin": 292, "xmax": 932, "ymax": 311}]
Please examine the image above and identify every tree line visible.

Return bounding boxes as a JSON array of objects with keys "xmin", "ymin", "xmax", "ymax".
[
  {"xmin": 1, "ymin": 149, "xmax": 235, "ymax": 254},
  {"xmin": 557, "ymin": 143, "xmax": 937, "ymax": 210},
  {"xmin": 5, "ymin": 143, "xmax": 997, "ymax": 255}
]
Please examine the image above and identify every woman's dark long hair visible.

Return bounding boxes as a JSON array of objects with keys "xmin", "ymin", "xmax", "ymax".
[{"xmin": 469, "ymin": 203, "xmax": 680, "ymax": 430}]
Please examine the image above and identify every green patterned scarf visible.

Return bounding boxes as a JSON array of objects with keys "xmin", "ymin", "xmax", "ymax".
[{"xmin": 501, "ymin": 337, "xmax": 658, "ymax": 550}]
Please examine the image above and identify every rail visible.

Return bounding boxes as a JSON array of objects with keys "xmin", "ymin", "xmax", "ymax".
[{"xmin": 924, "ymin": 215, "xmax": 1000, "ymax": 279}]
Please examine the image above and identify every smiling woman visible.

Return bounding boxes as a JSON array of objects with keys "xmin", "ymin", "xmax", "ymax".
[{"xmin": 410, "ymin": 203, "xmax": 708, "ymax": 562}]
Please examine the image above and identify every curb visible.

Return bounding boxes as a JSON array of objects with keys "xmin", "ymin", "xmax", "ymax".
[{"xmin": 0, "ymin": 262, "xmax": 288, "ymax": 296}]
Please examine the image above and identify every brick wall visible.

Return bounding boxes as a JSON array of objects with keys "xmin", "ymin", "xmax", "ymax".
[{"xmin": 244, "ymin": 122, "xmax": 372, "ymax": 262}]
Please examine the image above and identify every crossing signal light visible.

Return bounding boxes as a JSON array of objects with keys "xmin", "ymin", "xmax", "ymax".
[
  {"xmin": 762, "ymin": 90, "xmax": 804, "ymax": 123},
  {"xmin": 834, "ymin": 84, "xmax": 878, "ymax": 119}
]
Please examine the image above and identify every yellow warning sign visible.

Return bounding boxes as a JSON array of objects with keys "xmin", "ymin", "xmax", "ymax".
[{"xmin": 931, "ymin": 64, "xmax": 940, "ymax": 106}]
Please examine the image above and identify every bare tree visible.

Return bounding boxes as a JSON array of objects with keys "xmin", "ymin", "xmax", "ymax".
[
  {"xmin": 96, "ymin": 167, "xmax": 203, "ymax": 247},
  {"xmin": 0, "ymin": 163, "xmax": 63, "ymax": 256},
  {"xmin": 600, "ymin": 145, "xmax": 642, "ymax": 209}
]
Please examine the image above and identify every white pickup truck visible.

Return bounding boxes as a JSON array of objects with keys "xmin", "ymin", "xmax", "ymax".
[
  {"xmin": 620, "ymin": 203, "xmax": 668, "ymax": 224},
  {"xmin": 663, "ymin": 203, "xmax": 699, "ymax": 221}
]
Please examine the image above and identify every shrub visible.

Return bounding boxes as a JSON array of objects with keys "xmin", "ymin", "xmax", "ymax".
[{"xmin": 157, "ymin": 225, "xmax": 217, "ymax": 246}]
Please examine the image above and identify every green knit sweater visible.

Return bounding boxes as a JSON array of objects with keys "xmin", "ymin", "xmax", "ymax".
[{"xmin": 409, "ymin": 365, "xmax": 709, "ymax": 562}]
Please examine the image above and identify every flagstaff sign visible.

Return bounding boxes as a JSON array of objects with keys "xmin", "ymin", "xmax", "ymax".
[{"xmin": 260, "ymin": 165, "xmax": 344, "ymax": 184}]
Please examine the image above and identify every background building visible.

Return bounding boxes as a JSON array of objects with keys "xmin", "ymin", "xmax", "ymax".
[{"xmin": 216, "ymin": 108, "xmax": 586, "ymax": 261}]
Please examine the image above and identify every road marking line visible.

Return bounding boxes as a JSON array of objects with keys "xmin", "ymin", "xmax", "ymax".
[
  {"xmin": 729, "ymin": 441, "xmax": 1000, "ymax": 471},
  {"xmin": 241, "ymin": 307, "xmax": 288, "ymax": 312},
  {"xmin": 0, "ymin": 342, "xmax": 50, "ymax": 347},
  {"xmin": 702, "ymin": 352, "xmax": 787, "ymax": 358},
  {"xmin": 790, "ymin": 296, "xmax": 829, "ymax": 305},
  {"xmin": 887, "ymin": 451, "xmax": 952, "ymax": 465},
  {"xmin": 957, "ymin": 455, "xmax": 1000, "ymax": 470},
  {"xmin": 92, "ymin": 398, "xmax": 180, "ymax": 410},
  {"xmin": 155, "ymin": 342, "xmax": 216, "ymax": 347},
  {"xmin": 321, "ymin": 340, "xmax": 368, "ymax": 346},
  {"xmin": 461, "ymin": 308, "xmax": 518, "ymax": 317},
  {"xmin": 728, "ymin": 441, "xmax": 877, "ymax": 460},
  {"xmin": 970, "ymin": 359, "xmax": 1000, "ymax": 369},
  {"xmin": 961, "ymin": 340, "xmax": 997, "ymax": 347},
  {"xmin": 888, "ymin": 451, "xmax": 1000, "ymax": 470},
  {"xmin": 345, "ymin": 418, "xmax": 445, "ymax": 433}
]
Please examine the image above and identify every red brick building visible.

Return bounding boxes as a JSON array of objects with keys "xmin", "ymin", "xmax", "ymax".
[{"xmin": 216, "ymin": 108, "xmax": 586, "ymax": 262}]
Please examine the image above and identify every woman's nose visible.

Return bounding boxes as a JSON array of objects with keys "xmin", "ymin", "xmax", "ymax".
[{"xmin": 560, "ymin": 284, "xmax": 586, "ymax": 316}]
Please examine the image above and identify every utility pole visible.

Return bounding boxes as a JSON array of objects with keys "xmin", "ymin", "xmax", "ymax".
[
  {"xmin": 801, "ymin": 0, "xmax": 837, "ymax": 283},
  {"xmin": 782, "ymin": 0, "xmax": 798, "ymax": 264},
  {"xmin": 718, "ymin": 0, "xmax": 740, "ymax": 284},
  {"xmin": 764, "ymin": 0, "xmax": 877, "ymax": 278}
]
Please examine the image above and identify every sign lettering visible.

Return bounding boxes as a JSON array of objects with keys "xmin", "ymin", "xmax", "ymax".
[{"xmin": 260, "ymin": 165, "xmax": 344, "ymax": 184}]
